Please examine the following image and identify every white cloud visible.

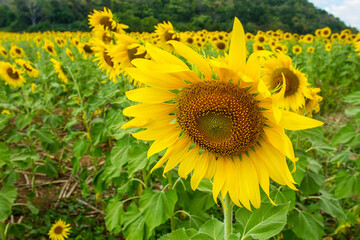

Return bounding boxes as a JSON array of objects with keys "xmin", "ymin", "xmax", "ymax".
[{"xmin": 324, "ymin": 0, "xmax": 360, "ymax": 30}]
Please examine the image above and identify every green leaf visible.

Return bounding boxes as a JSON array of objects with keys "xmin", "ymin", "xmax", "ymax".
[
  {"xmin": 0, "ymin": 186, "xmax": 18, "ymax": 221},
  {"xmin": 26, "ymin": 201, "xmax": 39, "ymax": 215},
  {"xmin": 42, "ymin": 114, "xmax": 64, "ymax": 127},
  {"xmin": 6, "ymin": 128, "xmax": 23, "ymax": 143},
  {"xmin": 159, "ymin": 228, "xmax": 191, "ymax": 240},
  {"xmin": 318, "ymin": 191, "xmax": 346, "ymax": 221},
  {"xmin": 235, "ymin": 202, "xmax": 290, "ymax": 240},
  {"xmin": 10, "ymin": 148, "xmax": 35, "ymax": 170},
  {"xmin": 105, "ymin": 198, "xmax": 124, "ymax": 234},
  {"xmin": 345, "ymin": 107, "xmax": 360, "ymax": 117},
  {"xmin": 110, "ymin": 135, "xmax": 132, "ymax": 170},
  {"xmin": 299, "ymin": 171, "xmax": 325, "ymax": 196},
  {"xmin": 332, "ymin": 124, "xmax": 356, "ymax": 145},
  {"xmin": 330, "ymin": 148, "xmax": 351, "ymax": 165},
  {"xmin": 334, "ymin": 170, "xmax": 359, "ymax": 198},
  {"xmin": 0, "ymin": 114, "xmax": 11, "ymax": 132},
  {"xmin": 91, "ymin": 123, "xmax": 106, "ymax": 146},
  {"xmin": 270, "ymin": 188, "xmax": 296, "ymax": 211},
  {"xmin": 35, "ymin": 126, "xmax": 55, "ymax": 144},
  {"xmin": 190, "ymin": 233, "xmax": 214, "ymax": 240},
  {"xmin": 15, "ymin": 114, "xmax": 32, "ymax": 130},
  {"xmin": 288, "ymin": 210, "xmax": 324, "ymax": 240},
  {"xmin": 0, "ymin": 142, "xmax": 10, "ymax": 167},
  {"xmin": 139, "ymin": 189, "xmax": 178, "ymax": 231},
  {"xmin": 198, "ymin": 217, "xmax": 224, "ymax": 240},
  {"xmin": 123, "ymin": 202, "xmax": 151, "ymax": 240},
  {"xmin": 73, "ymin": 139, "xmax": 89, "ymax": 158},
  {"xmin": 36, "ymin": 158, "xmax": 58, "ymax": 178},
  {"xmin": 343, "ymin": 91, "xmax": 360, "ymax": 105}
]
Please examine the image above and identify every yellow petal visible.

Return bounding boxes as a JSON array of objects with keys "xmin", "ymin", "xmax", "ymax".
[
  {"xmin": 279, "ymin": 109, "xmax": 324, "ymax": 130},
  {"xmin": 146, "ymin": 43, "xmax": 189, "ymax": 69},
  {"xmin": 178, "ymin": 146, "xmax": 200, "ymax": 178},
  {"xmin": 123, "ymin": 103, "xmax": 174, "ymax": 117},
  {"xmin": 147, "ymin": 128, "xmax": 181, "ymax": 158},
  {"xmin": 126, "ymin": 88, "xmax": 177, "ymax": 103},
  {"xmin": 190, "ymin": 152, "xmax": 209, "ymax": 190},
  {"xmin": 240, "ymin": 154, "xmax": 261, "ymax": 209},
  {"xmin": 204, "ymin": 153, "xmax": 216, "ymax": 179},
  {"xmin": 225, "ymin": 158, "xmax": 241, "ymax": 207},
  {"xmin": 168, "ymin": 40, "xmax": 212, "ymax": 81},
  {"xmin": 233, "ymin": 156, "xmax": 251, "ymax": 210},
  {"xmin": 228, "ymin": 17, "xmax": 246, "ymax": 73},
  {"xmin": 163, "ymin": 137, "xmax": 191, "ymax": 173},
  {"xmin": 131, "ymin": 58, "xmax": 188, "ymax": 72},
  {"xmin": 212, "ymin": 157, "xmax": 226, "ymax": 204}
]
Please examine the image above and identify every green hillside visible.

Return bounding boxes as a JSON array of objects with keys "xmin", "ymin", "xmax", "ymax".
[{"xmin": 0, "ymin": 0, "xmax": 355, "ymax": 33}]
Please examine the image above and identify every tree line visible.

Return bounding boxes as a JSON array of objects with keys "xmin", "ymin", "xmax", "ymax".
[{"xmin": 0, "ymin": 0, "xmax": 354, "ymax": 34}]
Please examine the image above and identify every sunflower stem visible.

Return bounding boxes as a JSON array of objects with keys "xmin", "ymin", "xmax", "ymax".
[
  {"xmin": 166, "ymin": 172, "xmax": 176, "ymax": 232},
  {"xmin": 224, "ymin": 193, "xmax": 233, "ymax": 239},
  {"xmin": 0, "ymin": 221, "xmax": 6, "ymax": 240}
]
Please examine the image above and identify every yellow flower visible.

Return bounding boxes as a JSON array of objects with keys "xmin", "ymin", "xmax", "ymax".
[
  {"xmin": 10, "ymin": 45, "xmax": 26, "ymax": 58},
  {"xmin": 1, "ymin": 109, "xmax": 11, "ymax": 115},
  {"xmin": 307, "ymin": 46, "xmax": 315, "ymax": 54},
  {"xmin": 212, "ymin": 40, "xmax": 229, "ymax": 52},
  {"xmin": 320, "ymin": 27, "xmax": 331, "ymax": 38},
  {"xmin": 65, "ymin": 48, "xmax": 74, "ymax": 61},
  {"xmin": 48, "ymin": 219, "xmax": 71, "ymax": 240},
  {"xmin": 15, "ymin": 59, "xmax": 40, "ymax": 78},
  {"xmin": 261, "ymin": 51, "xmax": 311, "ymax": 111},
  {"xmin": 50, "ymin": 58, "xmax": 68, "ymax": 84},
  {"xmin": 43, "ymin": 40, "xmax": 57, "ymax": 57},
  {"xmin": 292, "ymin": 45, "xmax": 302, "ymax": 55},
  {"xmin": 325, "ymin": 43, "xmax": 332, "ymax": 52},
  {"xmin": 0, "ymin": 45, "xmax": 8, "ymax": 58},
  {"xmin": 122, "ymin": 17, "xmax": 323, "ymax": 209},
  {"xmin": 154, "ymin": 21, "xmax": 180, "ymax": 51},
  {"xmin": 88, "ymin": 7, "xmax": 128, "ymax": 33},
  {"xmin": 298, "ymin": 88, "xmax": 323, "ymax": 117},
  {"xmin": 0, "ymin": 61, "xmax": 26, "ymax": 87}
]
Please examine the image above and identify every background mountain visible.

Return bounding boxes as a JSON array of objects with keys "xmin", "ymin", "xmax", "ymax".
[{"xmin": 0, "ymin": 0, "xmax": 356, "ymax": 33}]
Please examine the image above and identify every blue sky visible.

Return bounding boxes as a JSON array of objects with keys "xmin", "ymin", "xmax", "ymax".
[{"xmin": 308, "ymin": 0, "xmax": 360, "ymax": 30}]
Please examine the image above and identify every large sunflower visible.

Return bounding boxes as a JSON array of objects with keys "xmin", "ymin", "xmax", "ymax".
[
  {"xmin": 261, "ymin": 51, "xmax": 311, "ymax": 111},
  {"xmin": 154, "ymin": 21, "xmax": 180, "ymax": 51},
  {"xmin": 0, "ymin": 61, "xmax": 26, "ymax": 87},
  {"xmin": 122, "ymin": 18, "xmax": 323, "ymax": 209},
  {"xmin": 88, "ymin": 7, "xmax": 128, "ymax": 33},
  {"xmin": 48, "ymin": 219, "xmax": 71, "ymax": 240}
]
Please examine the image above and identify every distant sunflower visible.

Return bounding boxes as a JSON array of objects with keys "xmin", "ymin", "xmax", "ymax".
[
  {"xmin": 92, "ymin": 39, "xmax": 119, "ymax": 83},
  {"xmin": 50, "ymin": 58, "xmax": 68, "ymax": 84},
  {"xmin": 292, "ymin": 45, "xmax": 302, "ymax": 55},
  {"xmin": 154, "ymin": 21, "xmax": 180, "ymax": 51},
  {"xmin": 65, "ymin": 48, "xmax": 74, "ymax": 61},
  {"xmin": 43, "ymin": 40, "xmax": 57, "ymax": 57},
  {"xmin": 212, "ymin": 40, "xmax": 228, "ymax": 52},
  {"xmin": 48, "ymin": 219, "xmax": 71, "ymax": 240},
  {"xmin": 0, "ymin": 46, "xmax": 8, "ymax": 58},
  {"xmin": 0, "ymin": 61, "xmax": 26, "ymax": 87},
  {"xmin": 92, "ymin": 25, "xmax": 113, "ymax": 44},
  {"xmin": 15, "ymin": 59, "xmax": 40, "ymax": 78},
  {"xmin": 122, "ymin": 18, "xmax": 323, "ymax": 209},
  {"xmin": 262, "ymin": 51, "xmax": 311, "ymax": 111},
  {"xmin": 299, "ymin": 88, "xmax": 323, "ymax": 117},
  {"xmin": 88, "ymin": 7, "xmax": 128, "ymax": 33},
  {"xmin": 78, "ymin": 42, "xmax": 94, "ymax": 60},
  {"xmin": 303, "ymin": 34, "xmax": 314, "ymax": 43},
  {"xmin": 307, "ymin": 46, "xmax": 315, "ymax": 54},
  {"xmin": 325, "ymin": 43, "xmax": 332, "ymax": 52},
  {"xmin": 320, "ymin": 27, "xmax": 331, "ymax": 38},
  {"xmin": 245, "ymin": 32, "xmax": 254, "ymax": 41},
  {"xmin": 10, "ymin": 45, "xmax": 26, "ymax": 58}
]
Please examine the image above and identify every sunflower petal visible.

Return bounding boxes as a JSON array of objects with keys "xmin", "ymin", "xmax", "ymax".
[
  {"xmin": 126, "ymin": 88, "xmax": 177, "ymax": 103},
  {"xmin": 228, "ymin": 17, "xmax": 246, "ymax": 73},
  {"xmin": 279, "ymin": 109, "xmax": 324, "ymax": 130}
]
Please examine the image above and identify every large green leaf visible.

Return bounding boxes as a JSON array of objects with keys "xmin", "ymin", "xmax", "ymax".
[
  {"xmin": 42, "ymin": 114, "xmax": 64, "ymax": 127},
  {"xmin": 105, "ymin": 198, "xmax": 124, "ymax": 234},
  {"xmin": 198, "ymin": 217, "xmax": 224, "ymax": 240},
  {"xmin": 139, "ymin": 189, "xmax": 178, "ymax": 231},
  {"xmin": 35, "ymin": 126, "xmax": 55, "ymax": 144},
  {"xmin": 288, "ymin": 210, "xmax": 324, "ymax": 240},
  {"xmin": 319, "ymin": 191, "xmax": 346, "ymax": 221},
  {"xmin": 334, "ymin": 170, "xmax": 359, "ymax": 198},
  {"xmin": 159, "ymin": 228, "xmax": 191, "ymax": 240},
  {"xmin": 332, "ymin": 124, "xmax": 356, "ymax": 145},
  {"xmin": 15, "ymin": 114, "xmax": 32, "ymax": 130},
  {"xmin": 299, "ymin": 171, "xmax": 325, "ymax": 196},
  {"xmin": 235, "ymin": 202, "xmax": 290, "ymax": 240},
  {"xmin": 123, "ymin": 202, "xmax": 151, "ymax": 240},
  {"xmin": 343, "ymin": 91, "xmax": 360, "ymax": 105},
  {"xmin": 73, "ymin": 139, "xmax": 89, "ymax": 158},
  {"xmin": 0, "ymin": 186, "xmax": 18, "ymax": 221}
]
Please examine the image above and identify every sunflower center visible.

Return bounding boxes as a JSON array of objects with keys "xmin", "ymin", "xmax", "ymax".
[
  {"xmin": 103, "ymin": 51, "xmax": 114, "ymax": 67},
  {"xmin": 54, "ymin": 226, "xmax": 63, "ymax": 234},
  {"xmin": 83, "ymin": 44, "xmax": 93, "ymax": 54},
  {"xmin": 99, "ymin": 16, "xmax": 115, "ymax": 31},
  {"xmin": 127, "ymin": 45, "xmax": 147, "ymax": 62},
  {"xmin": 164, "ymin": 31, "xmax": 180, "ymax": 42},
  {"xmin": 15, "ymin": 48, "xmax": 21, "ymax": 54},
  {"xmin": 23, "ymin": 64, "xmax": 33, "ymax": 72},
  {"xmin": 270, "ymin": 68, "xmax": 299, "ymax": 97},
  {"xmin": 7, "ymin": 68, "xmax": 19, "ymax": 80},
  {"xmin": 47, "ymin": 46, "xmax": 53, "ymax": 53},
  {"xmin": 216, "ymin": 42, "xmax": 226, "ymax": 50},
  {"xmin": 175, "ymin": 81, "xmax": 263, "ymax": 157}
]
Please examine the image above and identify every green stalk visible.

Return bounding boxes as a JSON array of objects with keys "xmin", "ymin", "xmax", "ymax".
[
  {"xmin": 166, "ymin": 172, "xmax": 175, "ymax": 232},
  {"xmin": 0, "ymin": 222, "xmax": 6, "ymax": 240},
  {"xmin": 224, "ymin": 193, "xmax": 234, "ymax": 239}
]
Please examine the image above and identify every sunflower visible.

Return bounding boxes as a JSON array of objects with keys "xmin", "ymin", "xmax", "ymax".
[
  {"xmin": 43, "ymin": 40, "xmax": 57, "ymax": 57},
  {"xmin": 261, "ymin": 51, "xmax": 311, "ymax": 111},
  {"xmin": 307, "ymin": 46, "xmax": 315, "ymax": 54},
  {"xmin": 245, "ymin": 32, "xmax": 254, "ymax": 41},
  {"xmin": 325, "ymin": 43, "xmax": 332, "ymax": 52},
  {"xmin": 50, "ymin": 58, "xmax": 68, "ymax": 84},
  {"xmin": 0, "ymin": 45, "xmax": 8, "ymax": 58},
  {"xmin": 78, "ymin": 42, "xmax": 94, "ymax": 60},
  {"xmin": 154, "ymin": 21, "xmax": 180, "ymax": 51},
  {"xmin": 10, "ymin": 45, "xmax": 26, "ymax": 58},
  {"xmin": 88, "ymin": 7, "xmax": 128, "ymax": 33},
  {"xmin": 65, "ymin": 48, "xmax": 74, "ymax": 61},
  {"xmin": 292, "ymin": 45, "xmax": 302, "ymax": 55},
  {"xmin": 15, "ymin": 58, "xmax": 40, "ymax": 78},
  {"xmin": 92, "ymin": 39, "xmax": 119, "ymax": 83},
  {"xmin": 212, "ymin": 40, "xmax": 229, "ymax": 52},
  {"xmin": 122, "ymin": 17, "xmax": 323, "ymax": 209},
  {"xmin": 108, "ymin": 33, "xmax": 148, "ymax": 71},
  {"xmin": 320, "ymin": 27, "xmax": 331, "ymax": 38},
  {"xmin": 0, "ymin": 61, "xmax": 26, "ymax": 87},
  {"xmin": 48, "ymin": 219, "xmax": 71, "ymax": 240},
  {"xmin": 92, "ymin": 25, "xmax": 113, "ymax": 44},
  {"xmin": 303, "ymin": 34, "xmax": 314, "ymax": 43},
  {"xmin": 298, "ymin": 88, "xmax": 323, "ymax": 117},
  {"xmin": 355, "ymin": 41, "xmax": 360, "ymax": 55}
]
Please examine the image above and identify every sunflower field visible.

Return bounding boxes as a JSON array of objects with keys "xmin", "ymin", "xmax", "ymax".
[{"xmin": 0, "ymin": 7, "xmax": 359, "ymax": 240}]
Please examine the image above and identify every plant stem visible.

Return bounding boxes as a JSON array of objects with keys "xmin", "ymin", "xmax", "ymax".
[
  {"xmin": 224, "ymin": 193, "xmax": 233, "ymax": 239},
  {"xmin": 0, "ymin": 221, "xmax": 6, "ymax": 240},
  {"xmin": 166, "ymin": 172, "xmax": 175, "ymax": 232}
]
